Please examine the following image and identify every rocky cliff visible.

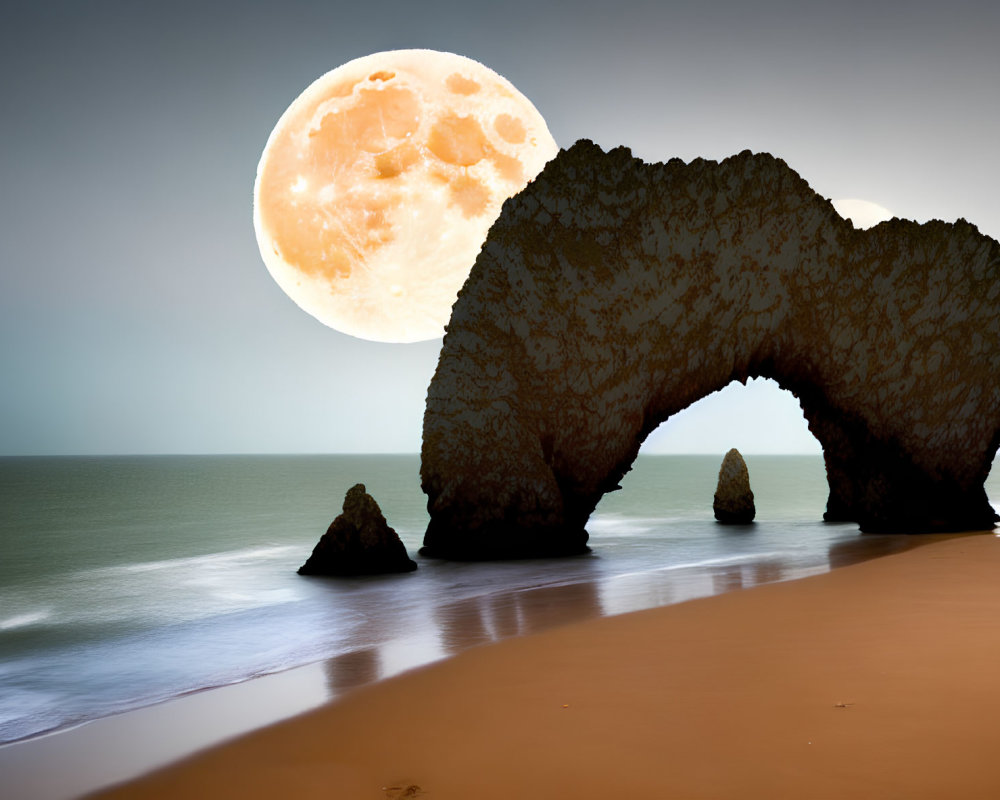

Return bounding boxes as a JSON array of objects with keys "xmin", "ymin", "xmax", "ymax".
[{"xmin": 421, "ymin": 140, "xmax": 1000, "ymax": 559}]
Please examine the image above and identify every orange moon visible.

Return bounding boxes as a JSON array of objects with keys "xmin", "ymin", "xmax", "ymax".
[{"xmin": 253, "ymin": 50, "xmax": 558, "ymax": 343}]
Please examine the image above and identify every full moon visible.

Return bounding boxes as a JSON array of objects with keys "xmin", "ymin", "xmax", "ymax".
[{"xmin": 253, "ymin": 50, "xmax": 559, "ymax": 343}]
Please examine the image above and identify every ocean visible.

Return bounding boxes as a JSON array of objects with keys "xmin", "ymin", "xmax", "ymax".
[{"xmin": 1, "ymin": 454, "xmax": 997, "ymax": 749}]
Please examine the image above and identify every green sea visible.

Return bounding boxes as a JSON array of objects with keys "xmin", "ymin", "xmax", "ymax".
[{"xmin": 1, "ymin": 454, "xmax": 996, "ymax": 747}]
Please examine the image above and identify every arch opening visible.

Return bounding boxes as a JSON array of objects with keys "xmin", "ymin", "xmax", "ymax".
[
  {"xmin": 420, "ymin": 140, "xmax": 1000, "ymax": 560},
  {"xmin": 582, "ymin": 377, "xmax": 827, "ymax": 526},
  {"xmin": 640, "ymin": 378, "xmax": 820, "ymax": 457},
  {"xmin": 577, "ymin": 379, "xmax": 824, "ymax": 526}
]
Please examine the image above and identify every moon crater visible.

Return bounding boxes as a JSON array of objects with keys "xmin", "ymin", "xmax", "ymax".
[{"xmin": 254, "ymin": 49, "xmax": 558, "ymax": 342}]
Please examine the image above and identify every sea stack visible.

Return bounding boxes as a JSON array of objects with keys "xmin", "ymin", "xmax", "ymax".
[
  {"xmin": 298, "ymin": 484, "xmax": 417, "ymax": 576},
  {"xmin": 713, "ymin": 449, "xmax": 756, "ymax": 524}
]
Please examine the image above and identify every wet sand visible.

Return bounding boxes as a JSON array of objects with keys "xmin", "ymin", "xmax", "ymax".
[
  {"xmin": 86, "ymin": 532, "xmax": 1000, "ymax": 799},
  {"xmin": 4, "ymin": 526, "xmax": 916, "ymax": 800}
]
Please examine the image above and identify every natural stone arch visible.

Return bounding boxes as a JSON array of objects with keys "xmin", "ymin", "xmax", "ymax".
[{"xmin": 420, "ymin": 140, "xmax": 1000, "ymax": 559}]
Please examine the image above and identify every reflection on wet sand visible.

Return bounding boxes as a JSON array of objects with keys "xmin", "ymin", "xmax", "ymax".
[
  {"xmin": 434, "ymin": 581, "xmax": 604, "ymax": 655},
  {"xmin": 751, "ymin": 561, "xmax": 784, "ymax": 586},
  {"xmin": 435, "ymin": 596, "xmax": 493, "ymax": 655},
  {"xmin": 325, "ymin": 648, "xmax": 381, "ymax": 694},
  {"xmin": 710, "ymin": 560, "xmax": 789, "ymax": 592},
  {"xmin": 601, "ymin": 559, "xmax": 790, "ymax": 616},
  {"xmin": 827, "ymin": 533, "xmax": 925, "ymax": 569},
  {"xmin": 487, "ymin": 593, "xmax": 521, "ymax": 640},
  {"xmin": 599, "ymin": 572, "xmax": 676, "ymax": 615},
  {"xmin": 318, "ymin": 531, "xmax": 930, "ymax": 704},
  {"xmin": 514, "ymin": 581, "xmax": 604, "ymax": 635},
  {"xmin": 712, "ymin": 565, "xmax": 745, "ymax": 594}
]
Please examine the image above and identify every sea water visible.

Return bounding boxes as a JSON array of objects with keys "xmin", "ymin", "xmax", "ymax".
[{"xmin": 1, "ymin": 454, "xmax": 997, "ymax": 746}]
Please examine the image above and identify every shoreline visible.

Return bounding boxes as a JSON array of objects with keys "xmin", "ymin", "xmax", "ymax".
[
  {"xmin": 0, "ymin": 529, "xmax": 930, "ymax": 799},
  {"xmin": 73, "ymin": 531, "xmax": 1000, "ymax": 798},
  {"xmin": 0, "ymin": 534, "xmax": 984, "ymax": 797}
]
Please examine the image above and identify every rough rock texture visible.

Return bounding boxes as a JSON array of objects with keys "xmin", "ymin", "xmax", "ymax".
[
  {"xmin": 299, "ymin": 484, "xmax": 417, "ymax": 575},
  {"xmin": 713, "ymin": 449, "xmax": 756, "ymax": 524},
  {"xmin": 421, "ymin": 139, "xmax": 1000, "ymax": 559}
]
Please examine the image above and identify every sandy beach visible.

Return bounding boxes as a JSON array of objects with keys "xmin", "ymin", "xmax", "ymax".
[{"xmin": 81, "ymin": 532, "xmax": 1000, "ymax": 800}]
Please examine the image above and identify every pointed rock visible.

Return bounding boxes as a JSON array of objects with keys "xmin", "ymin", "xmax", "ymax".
[
  {"xmin": 713, "ymin": 449, "xmax": 756, "ymax": 524},
  {"xmin": 298, "ymin": 484, "xmax": 417, "ymax": 576}
]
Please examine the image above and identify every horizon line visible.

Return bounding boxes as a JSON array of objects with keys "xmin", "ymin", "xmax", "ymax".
[{"xmin": 0, "ymin": 450, "xmax": 829, "ymax": 458}]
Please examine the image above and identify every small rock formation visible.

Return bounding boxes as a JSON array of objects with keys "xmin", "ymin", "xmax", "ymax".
[
  {"xmin": 421, "ymin": 139, "xmax": 1000, "ymax": 560},
  {"xmin": 714, "ymin": 449, "xmax": 756, "ymax": 524},
  {"xmin": 299, "ymin": 484, "xmax": 417, "ymax": 576}
]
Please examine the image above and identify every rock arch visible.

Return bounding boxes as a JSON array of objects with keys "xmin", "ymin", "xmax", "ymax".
[{"xmin": 420, "ymin": 140, "xmax": 1000, "ymax": 559}]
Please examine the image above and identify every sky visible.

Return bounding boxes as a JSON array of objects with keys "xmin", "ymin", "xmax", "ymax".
[{"xmin": 1, "ymin": 0, "xmax": 997, "ymax": 456}]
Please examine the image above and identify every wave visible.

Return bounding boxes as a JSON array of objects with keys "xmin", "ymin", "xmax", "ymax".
[
  {"xmin": 587, "ymin": 513, "xmax": 693, "ymax": 536},
  {"xmin": 0, "ymin": 610, "xmax": 52, "ymax": 631},
  {"xmin": 0, "ymin": 545, "xmax": 306, "ymax": 634},
  {"xmin": 81, "ymin": 544, "xmax": 299, "ymax": 579},
  {"xmin": 606, "ymin": 551, "xmax": 788, "ymax": 582}
]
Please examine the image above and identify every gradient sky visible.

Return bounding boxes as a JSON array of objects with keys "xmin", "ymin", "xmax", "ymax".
[{"xmin": 1, "ymin": 0, "xmax": 997, "ymax": 455}]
